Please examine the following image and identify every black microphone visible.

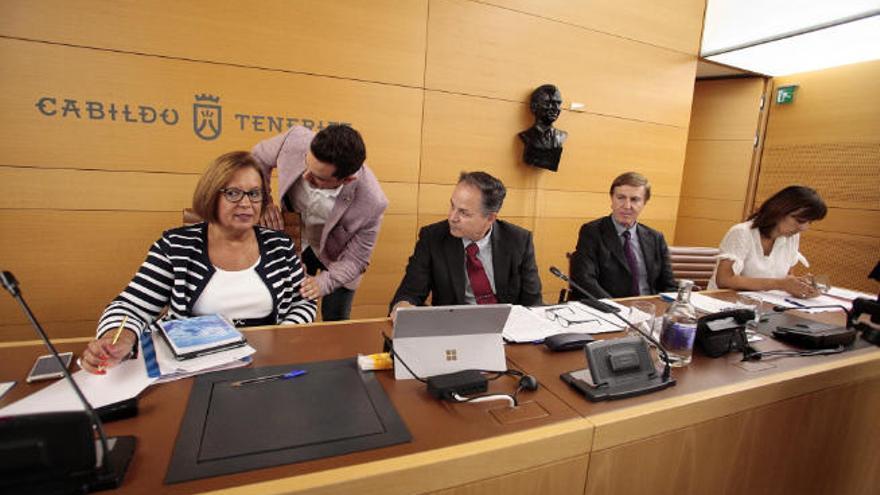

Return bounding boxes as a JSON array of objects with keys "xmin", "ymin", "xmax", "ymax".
[
  {"xmin": 548, "ymin": 266, "xmax": 616, "ymax": 311},
  {"xmin": 548, "ymin": 266, "xmax": 673, "ymax": 383},
  {"xmin": 1, "ymin": 270, "xmax": 135, "ymax": 491},
  {"xmin": 770, "ymin": 303, "xmax": 852, "ymax": 323}
]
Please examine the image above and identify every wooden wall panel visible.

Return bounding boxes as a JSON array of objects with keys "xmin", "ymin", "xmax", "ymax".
[
  {"xmin": 0, "ymin": 0, "xmax": 428, "ymax": 87},
  {"xmin": 756, "ymin": 60, "xmax": 880, "ymax": 293},
  {"xmin": 429, "ymin": 455, "xmax": 588, "ymax": 495},
  {"xmin": 687, "ymin": 78, "xmax": 766, "ymax": 140},
  {"xmin": 420, "ymin": 92, "xmax": 539, "ymax": 190},
  {"xmin": 679, "ymin": 140, "xmax": 755, "ymax": 201},
  {"xmin": 0, "ymin": 167, "xmax": 199, "ymax": 211},
  {"xmin": 794, "ymin": 230, "xmax": 879, "ymax": 294},
  {"xmin": 0, "ymin": 211, "xmax": 179, "ymax": 331},
  {"xmin": 350, "ymin": 214, "xmax": 417, "ymax": 308},
  {"xmin": 425, "ymin": 0, "xmax": 697, "ymax": 126},
  {"xmin": 420, "ymin": 91, "xmax": 689, "ymax": 194},
  {"xmin": 756, "ymin": 142, "xmax": 880, "ymax": 211},
  {"xmin": 0, "ymin": 0, "xmax": 703, "ymax": 339},
  {"xmin": 677, "ymin": 198, "xmax": 743, "ymax": 223},
  {"xmin": 482, "ymin": 0, "xmax": 706, "ymax": 54},
  {"xmin": 585, "ymin": 376, "xmax": 880, "ymax": 495},
  {"xmin": 418, "ymin": 184, "xmax": 537, "ymax": 218},
  {"xmin": 675, "ymin": 78, "xmax": 766, "ymax": 247},
  {"xmin": 537, "ymin": 191, "xmax": 679, "ymax": 225},
  {"xmin": 673, "ymin": 217, "xmax": 735, "ymax": 248},
  {"xmin": 538, "ymin": 120, "xmax": 688, "ymax": 197},
  {"xmin": 0, "ymin": 38, "xmax": 423, "ymax": 182},
  {"xmin": 810, "ymin": 208, "xmax": 880, "ymax": 238},
  {"xmin": 759, "ymin": 61, "xmax": 880, "ymax": 145}
]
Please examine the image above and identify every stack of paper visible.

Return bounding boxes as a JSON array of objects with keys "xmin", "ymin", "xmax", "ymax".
[
  {"xmin": 661, "ymin": 292, "xmax": 740, "ymax": 314},
  {"xmin": 146, "ymin": 329, "xmax": 254, "ymax": 383},
  {"xmin": 0, "ymin": 352, "xmax": 157, "ymax": 416},
  {"xmin": 827, "ymin": 286, "xmax": 875, "ymax": 301},
  {"xmin": 741, "ymin": 290, "xmax": 850, "ymax": 313},
  {"xmin": 502, "ymin": 302, "xmax": 625, "ymax": 343}
]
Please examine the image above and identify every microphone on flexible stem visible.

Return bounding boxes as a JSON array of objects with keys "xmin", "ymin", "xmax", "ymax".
[
  {"xmin": 1, "ymin": 270, "xmax": 135, "ymax": 492},
  {"xmin": 548, "ymin": 266, "xmax": 673, "ymax": 383},
  {"xmin": 771, "ymin": 304, "xmax": 852, "ymax": 320}
]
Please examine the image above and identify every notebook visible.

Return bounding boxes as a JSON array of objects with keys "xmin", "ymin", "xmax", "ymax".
[
  {"xmin": 392, "ymin": 304, "xmax": 510, "ymax": 380},
  {"xmin": 158, "ymin": 314, "xmax": 247, "ymax": 360}
]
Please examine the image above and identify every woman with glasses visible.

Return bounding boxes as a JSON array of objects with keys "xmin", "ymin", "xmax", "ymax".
[
  {"xmin": 709, "ymin": 185, "xmax": 827, "ymax": 298},
  {"xmin": 81, "ymin": 151, "xmax": 316, "ymax": 374}
]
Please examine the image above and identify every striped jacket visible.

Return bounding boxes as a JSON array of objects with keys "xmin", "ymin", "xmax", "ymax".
[{"xmin": 96, "ymin": 223, "xmax": 316, "ymax": 341}]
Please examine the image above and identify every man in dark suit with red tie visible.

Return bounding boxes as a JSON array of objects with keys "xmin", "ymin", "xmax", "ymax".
[
  {"xmin": 570, "ymin": 172, "xmax": 678, "ymax": 299},
  {"xmin": 389, "ymin": 172, "xmax": 543, "ymax": 315}
]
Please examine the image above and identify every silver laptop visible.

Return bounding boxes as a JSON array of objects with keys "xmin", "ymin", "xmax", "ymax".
[{"xmin": 392, "ymin": 304, "xmax": 511, "ymax": 380}]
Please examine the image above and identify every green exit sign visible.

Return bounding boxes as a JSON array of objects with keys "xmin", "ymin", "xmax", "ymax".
[{"xmin": 776, "ymin": 85, "xmax": 798, "ymax": 105}]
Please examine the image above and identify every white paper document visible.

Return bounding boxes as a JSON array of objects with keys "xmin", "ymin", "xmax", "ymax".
[
  {"xmin": 0, "ymin": 381, "xmax": 15, "ymax": 400},
  {"xmin": 0, "ymin": 353, "xmax": 156, "ymax": 417},
  {"xmin": 742, "ymin": 290, "xmax": 851, "ymax": 313},
  {"xmin": 827, "ymin": 286, "xmax": 875, "ymax": 301},
  {"xmin": 661, "ymin": 292, "xmax": 740, "ymax": 314},
  {"xmin": 503, "ymin": 302, "xmax": 624, "ymax": 343}
]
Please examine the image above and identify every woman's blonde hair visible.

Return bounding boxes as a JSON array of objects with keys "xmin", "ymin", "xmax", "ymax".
[{"xmin": 191, "ymin": 151, "xmax": 268, "ymax": 224}]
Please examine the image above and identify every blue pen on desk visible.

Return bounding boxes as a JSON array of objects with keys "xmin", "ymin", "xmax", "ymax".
[
  {"xmin": 230, "ymin": 369, "xmax": 307, "ymax": 387},
  {"xmin": 783, "ymin": 298, "xmax": 808, "ymax": 308}
]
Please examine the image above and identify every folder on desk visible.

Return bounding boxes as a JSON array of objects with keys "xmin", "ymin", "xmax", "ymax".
[{"xmin": 165, "ymin": 358, "xmax": 410, "ymax": 483}]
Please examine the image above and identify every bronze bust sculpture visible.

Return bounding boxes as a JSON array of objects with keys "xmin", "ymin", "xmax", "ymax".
[{"xmin": 519, "ymin": 84, "xmax": 568, "ymax": 171}]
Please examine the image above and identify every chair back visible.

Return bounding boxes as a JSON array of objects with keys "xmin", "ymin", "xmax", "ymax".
[
  {"xmin": 668, "ymin": 246, "xmax": 720, "ymax": 290},
  {"xmin": 557, "ymin": 252, "xmax": 573, "ymax": 303},
  {"xmin": 181, "ymin": 208, "xmax": 303, "ymax": 255}
]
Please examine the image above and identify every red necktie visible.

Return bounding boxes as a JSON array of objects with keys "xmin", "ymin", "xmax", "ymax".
[{"xmin": 465, "ymin": 243, "xmax": 497, "ymax": 304}]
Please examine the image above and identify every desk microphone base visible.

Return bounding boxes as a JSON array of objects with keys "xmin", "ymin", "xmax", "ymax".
[
  {"xmin": 562, "ymin": 368, "xmax": 676, "ymax": 402},
  {"xmin": 90, "ymin": 435, "xmax": 137, "ymax": 492}
]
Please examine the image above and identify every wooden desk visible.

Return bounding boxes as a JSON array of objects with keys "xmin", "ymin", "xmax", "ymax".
[
  {"xmin": 0, "ymin": 319, "xmax": 592, "ymax": 495},
  {"xmin": 506, "ymin": 293, "xmax": 880, "ymax": 494},
  {"xmin": 2, "ymin": 299, "xmax": 879, "ymax": 495}
]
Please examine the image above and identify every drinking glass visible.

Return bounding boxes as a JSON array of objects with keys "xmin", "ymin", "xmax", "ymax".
[
  {"xmin": 811, "ymin": 274, "xmax": 831, "ymax": 294},
  {"xmin": 628, "ymin": 301, "xmax": 656, "ymax": 340},
  {"xmin": 736, "ymin": 293, "xmax": 763, "ymax": 330}
]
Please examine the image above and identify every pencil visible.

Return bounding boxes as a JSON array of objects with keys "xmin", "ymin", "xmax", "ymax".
[{"xmin": 111, "ymin": 315, "xmax": 129, "ymax": 345}]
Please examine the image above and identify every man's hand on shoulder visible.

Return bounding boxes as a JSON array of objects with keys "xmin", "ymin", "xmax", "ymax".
[{"xmin": 260, "ymin": 203, "xmax": 285, "ymax": 230}]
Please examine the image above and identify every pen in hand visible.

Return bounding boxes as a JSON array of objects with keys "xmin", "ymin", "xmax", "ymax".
[
  {"xmin": 111, "ymin": 315, "xmax": 129, "ymax": 345},
  {"xmin": 98, "ymin": 315, "xmax": 129, "ymax": 372},
  {"xmin": 230, "ymin": 369, "xmax": 307, "ymax": 387}
]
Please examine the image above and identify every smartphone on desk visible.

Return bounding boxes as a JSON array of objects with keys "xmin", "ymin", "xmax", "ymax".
[{"xmin": 26, "ymin": 352, "xmax": 73, "ymax": 383}]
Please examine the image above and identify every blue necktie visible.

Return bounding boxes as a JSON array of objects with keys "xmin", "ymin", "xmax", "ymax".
[{"xmin": 622, "ymin": 231, "xmax": 640, "ymax": 296}]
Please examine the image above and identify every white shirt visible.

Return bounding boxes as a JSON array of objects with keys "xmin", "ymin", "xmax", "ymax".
[
  {"xmin": 462, "ymin": 226, "xmax": 496, "ymax": 305},
  {"xmin": 192, "ymin": 258, "xmax": 274, "ymax": 319},
  {"xmin": 708, "ymin": 221, "xmax": 809, "ymax": 289},
  {"xmin": 291, "ymin": 178, "xmax": 343, "ymax": 254}
]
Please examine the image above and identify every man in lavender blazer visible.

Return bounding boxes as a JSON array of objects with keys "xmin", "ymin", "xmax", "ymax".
[{"xmin": 252, "ymin": 124, "xmax": 388, "ymax": 321}]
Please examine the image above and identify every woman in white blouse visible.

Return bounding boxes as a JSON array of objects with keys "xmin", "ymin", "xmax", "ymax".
[{"xmin": 710, "ymin": 186, "xmax": 827, "ymax": 298}]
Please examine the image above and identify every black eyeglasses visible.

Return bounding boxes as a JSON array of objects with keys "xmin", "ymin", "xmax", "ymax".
[
  {"xmin": 544, "ymin": 307, "xmax": 598, "ymax": 328},
  {"xmin": 219, "ymin": 188, "xmax": 263, "ymax": 203}
]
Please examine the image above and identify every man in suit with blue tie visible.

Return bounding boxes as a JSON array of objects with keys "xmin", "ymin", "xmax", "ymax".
[{"xmin": 570, "ymin": 172, "xmax": 677, "ymax": 299}]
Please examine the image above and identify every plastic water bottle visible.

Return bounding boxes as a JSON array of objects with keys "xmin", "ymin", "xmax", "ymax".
[{"xmin": 660, "ymin": 280, "xmax": 697, "ymax": 367}]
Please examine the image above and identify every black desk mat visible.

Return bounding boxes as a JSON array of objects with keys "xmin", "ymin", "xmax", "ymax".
[{"xmin": 165, "ymin": 358, "xmax": 411, "ymax": 484}]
